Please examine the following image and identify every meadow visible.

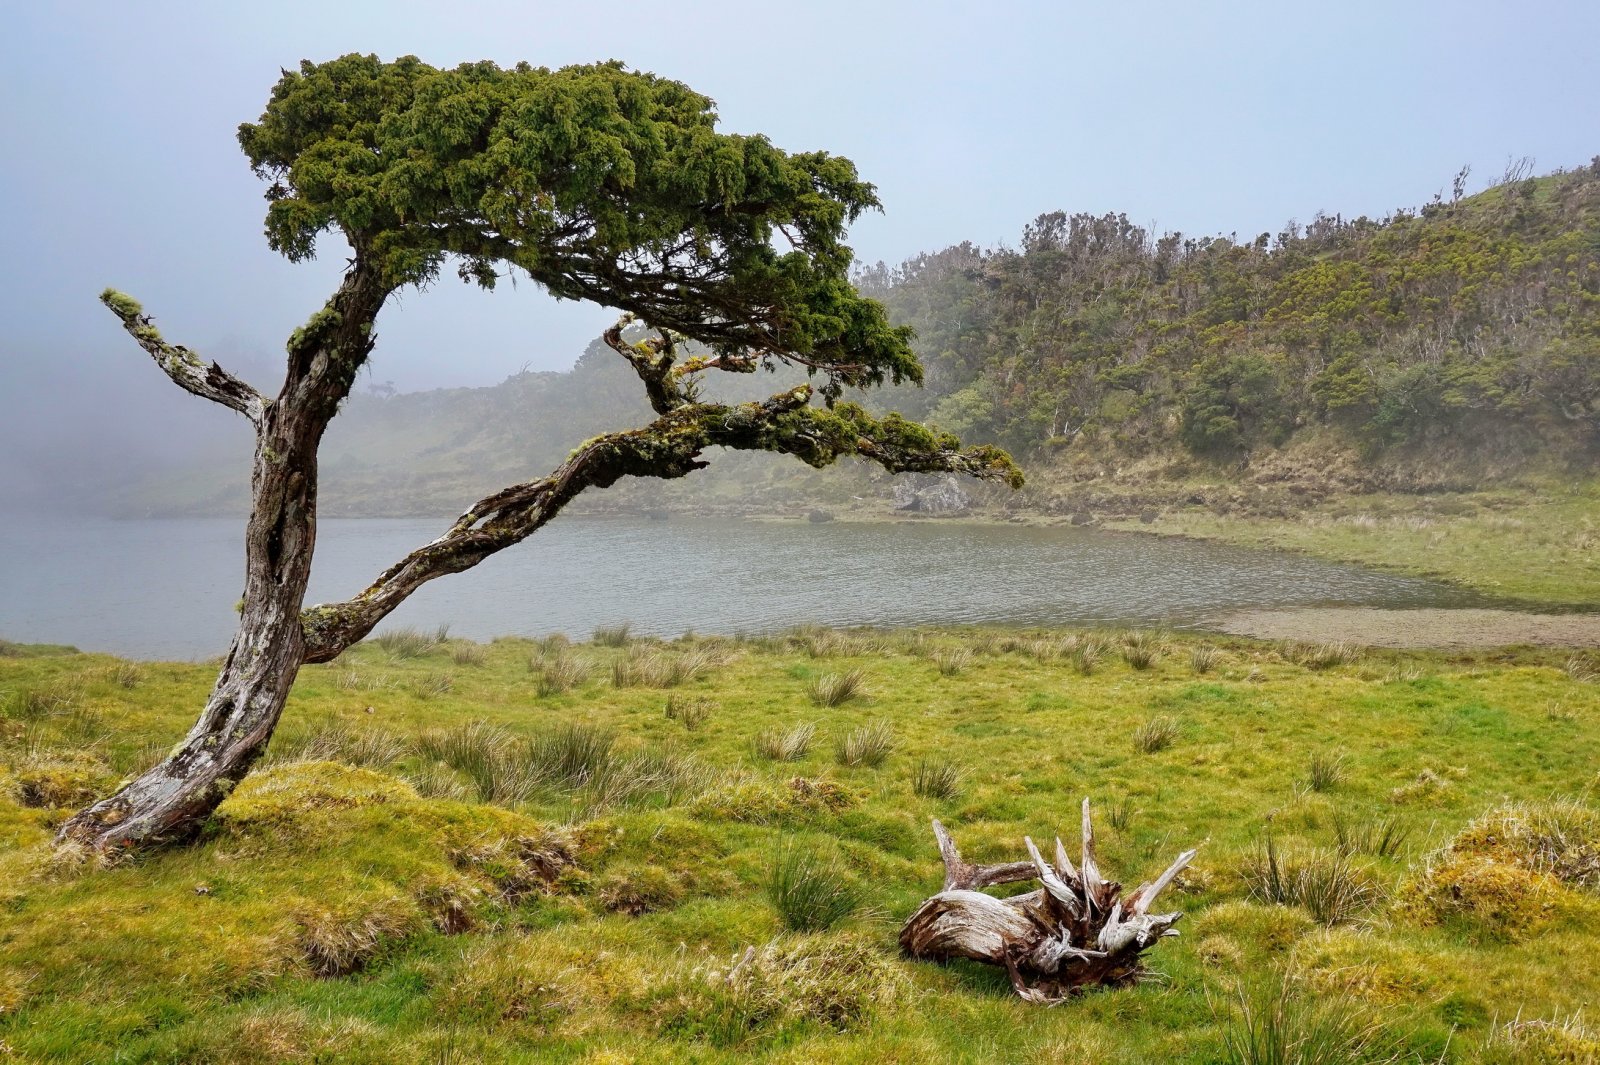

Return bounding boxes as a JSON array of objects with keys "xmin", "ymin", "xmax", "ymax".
[
  {"xmin": 1113, "ymin": 480, "xmax": 1600, "ymax": 608},
  {"xmin": 2, "ymin": 625, "xmax": 1598, "ymax": 1063}
]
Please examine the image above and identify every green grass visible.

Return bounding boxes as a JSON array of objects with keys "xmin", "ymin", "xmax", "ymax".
[
  {"xmin": 1116, "ymin": 480, "xmax": 1600, "ymax": 607},
  {"xmin": 3, "ymin": 627, "xmax": 1600, "ymax": 1062}
]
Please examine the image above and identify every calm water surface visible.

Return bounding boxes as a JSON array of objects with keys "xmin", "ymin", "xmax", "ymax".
[{"xmin": 0, "ymin": 515, "xmax": 1491, "ymax": 660}]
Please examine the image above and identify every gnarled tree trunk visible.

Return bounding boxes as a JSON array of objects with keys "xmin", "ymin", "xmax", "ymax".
[
  {"xmin": 900, "ymin": 801, "xmax": 1197, "ymax": 1002},
  {"xmin": 57, "ymin": 268, "xmax": 384, "ymax": 851}
]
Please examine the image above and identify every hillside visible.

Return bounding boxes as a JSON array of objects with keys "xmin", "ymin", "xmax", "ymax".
[{"xmin": 864, "ymin": 161, "xmax": 1600, "ymax": 467}]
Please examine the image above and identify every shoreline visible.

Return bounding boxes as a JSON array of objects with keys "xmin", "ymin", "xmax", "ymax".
[{"xmin": 1204, "ymin": 606, "xmax": 1600, "ymax": 648}]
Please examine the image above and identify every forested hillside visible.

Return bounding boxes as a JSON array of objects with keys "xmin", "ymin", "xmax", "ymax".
[
  {"xmin": 133, "ymin": 161, "xmax": 1600, "ymax": 517},
  {"xmin": 861, "ymin": 161, "xmax": 1600, "ymax": 466}
]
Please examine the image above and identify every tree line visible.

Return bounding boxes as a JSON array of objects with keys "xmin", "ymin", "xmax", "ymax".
[{"xmin": 856, "ymin": 161, "xmax": 1600, "ymax": 466}]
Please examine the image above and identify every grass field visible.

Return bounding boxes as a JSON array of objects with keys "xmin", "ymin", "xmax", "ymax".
[
  {"xmin": 1110, "ymin": 482, "xmax": 1600, "ymax": 609},
  {"xmin": 3, "ymin": 626, "xmax": 1599, "ymax": 1063}
]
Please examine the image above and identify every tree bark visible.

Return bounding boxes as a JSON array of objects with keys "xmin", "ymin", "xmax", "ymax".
[{"xmin": 58, "ymin": 267, "xmax": 385, "ymax": 852}]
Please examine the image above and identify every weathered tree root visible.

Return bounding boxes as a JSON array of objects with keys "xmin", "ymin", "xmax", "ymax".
[{"xmin": 898, "ymin": 799, "xmax": 1197, "ymax": 1002}]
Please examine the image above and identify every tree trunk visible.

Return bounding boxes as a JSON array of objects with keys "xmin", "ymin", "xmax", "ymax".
[
  {"xmin": 899, "ymin": 803, "xmax": 1197, "ymax": 1002},
  {"xmin": 57, "ymin": 403, "xmax": 323, "ymax": 850}
]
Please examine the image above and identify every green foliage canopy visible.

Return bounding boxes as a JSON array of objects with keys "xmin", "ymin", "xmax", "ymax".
[{"xmin": 238, "ymin": 54, "xmax": 920, "ymax": 396}]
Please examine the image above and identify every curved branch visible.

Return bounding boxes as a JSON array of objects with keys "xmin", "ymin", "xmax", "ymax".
[
  {"xmin": 602, "ymin": 315, "xmax": 683, "ymax": 414},
  {"xmin": 99, "ymin": 289, "xmax": 265, "ymax": 426},
  {"xmin": 299, "ymin": 388, "xmax": 1023, "ymax": 660}
]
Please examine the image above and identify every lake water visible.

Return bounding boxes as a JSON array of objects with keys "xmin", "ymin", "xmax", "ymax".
[{"xmin": 0, "ymin": 515, "xmax": 1493, "ymax": 660}]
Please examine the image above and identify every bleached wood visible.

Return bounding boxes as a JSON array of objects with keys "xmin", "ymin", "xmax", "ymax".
[{"xmin": 900, "ymin": 808, "xmax": 1198, "ymax": 1002}]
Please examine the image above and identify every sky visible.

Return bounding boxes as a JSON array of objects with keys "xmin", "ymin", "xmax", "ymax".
[{"xmin": 2, "ymin": 0, "xmax": 1598, "ymax": 505}]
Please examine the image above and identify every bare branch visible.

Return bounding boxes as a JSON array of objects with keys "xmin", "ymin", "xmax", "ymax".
[
  {"xmin": 99, "ymin": 289, "xmax": 265, "ymax": 426},
  {"xmin": 299, "ymin": 387, "xmax": 1023, "ymax": 660}
]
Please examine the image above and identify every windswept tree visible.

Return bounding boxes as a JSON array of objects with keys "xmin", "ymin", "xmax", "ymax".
[{"xmin": 60, "ymin": 55, "xmax": 1021, "ymax": 852}]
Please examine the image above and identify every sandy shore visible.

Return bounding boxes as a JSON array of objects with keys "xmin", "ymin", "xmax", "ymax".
[{"xmin": 1208, "ymin": 607, "xmax": 1600, "ymax": 648}]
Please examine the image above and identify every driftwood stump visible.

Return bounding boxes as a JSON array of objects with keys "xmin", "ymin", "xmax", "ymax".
[{"xmin": 899, "ymin": 799, "xmax": 1197, "ymax": 1002}]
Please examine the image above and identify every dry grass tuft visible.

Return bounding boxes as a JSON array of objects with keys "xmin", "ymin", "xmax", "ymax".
[
  {"xmin": 911, "ymin": 757, "xmax": 961, "ymax": 800},
  {"xmin": 835, "ymin": 721, "xmax": 894, "ymax": 768},
  {"xmin": 1190, "ymin": 644, "xmax": 1221, "ymax": 675},
  {"xmin": 1133, "ymin": 714, "xmax": 1179, "ymax": 753},
  {"xmin": 1240, "ymin": 836, "xmax": 1380, "ymax": 925},
  {"xmin": 665, "ymin": 694, "xmax": 712, "ymax": 731},
  {"xmin": 932, "ymin": 649, "xmax": 972, "ymax": 677},
  {"xmin": 752, "ymin": 722, "xmax": 815, "ymax": 762},
  {"xmin": 592, "ymin": 623, "xmax": 633, "ymax": 648},
  {"xmin": 807, "ymin": 670, "xmax": 866, "ymax": 707},
  {"xmin": 450, "ymin": 643, "xmax": 488, "ymax": 667}
]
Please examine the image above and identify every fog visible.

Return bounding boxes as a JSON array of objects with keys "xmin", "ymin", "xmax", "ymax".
[{"xmin": 3, "ymin": 0, "xmax": 1597, "ymax": 514}]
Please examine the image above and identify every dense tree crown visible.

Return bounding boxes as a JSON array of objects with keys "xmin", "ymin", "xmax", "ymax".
[{"xmin": 239, "ymin": 54, "xmax": 920, "ymax": 397}]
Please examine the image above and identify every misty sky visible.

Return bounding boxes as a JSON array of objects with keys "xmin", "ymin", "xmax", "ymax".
[{"xmin": 3, "ymin": 0, "xmax": 1598, "ymax": 507}]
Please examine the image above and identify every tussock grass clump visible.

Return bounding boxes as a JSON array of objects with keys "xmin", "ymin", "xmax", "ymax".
[
  {"xmin": 592, "ymin": 622, "xmax": 633, "ymax": 648},
  {"xmin": 1104, "ymin": 798, "xmax": 1134, "ymax": 832},
  {"xmin": 534, "ymin": 652, "xmax": 591, "ymax": 697},
  {"xmin": 101, "ymin": 662, "xmax": 144, "ymax": 689},
  {"xmin": 665, "ymin": 695, "xmax": 712, "ymax": 731},
  {"xmin": 581, "ymin": 748, "xmax": 712, "ymax": 811},
  {"xmin": 1190, "ymin": 644, "xmax": 1221, "ymax": 675},
  {"xmin": 1122, "ymin": 644, "xmax": 1158, "ymax": 671},
  {"xmin": 931, "ymin": 649, "xmax": 972, "ymax": 677},
  {"xmin": 412, "ymin": 722, "xmax": 528, "ymax": 805},
  {"xmin": 1484, "ymin": 1011, "xmax": 1600, "ymax": 1063},
  {"xmin": 277, "ymin": 718, "xmax": 406, "ymax": 768},
  {"xmin": 1132, "ymin": 714, "xmax": 1179, "ymax": 753},
  {"xmin": 408, "ymin": 672, "xmax": 454, "ymax": 700},
  {"xmin": 660, "ymin": 935, "xmax": 906, "ymax": 1042},
  {"xmin": 450, "ymin": 642, "xmax": 487, "ymax": 667},
  {"xmin": 402, "ymin": 763, "xmax": 472, "ymax": 801},
  {"xmin": 10, "ymin": 750, "xmax": 117, "ymax": 809},
  {"xmin": 1390, "ymin": 768, "xmax": 1453, "ymax": 805},
  {"xmin": 612, "ymin": 647, "xmax": 720, "ymax": 689},
  {"xmin": 413, "ymin": 720, "xmax": 508, "ymax": 768},
  {"xmin": 765, "ymin": 842, "xmax": 867, "ymax": 932},
  {"xmin": 1563, "ymin": 654, "xmax": 1599, "ymax": 684},
  {"xmin": 1120, "ymin": 631, "xmax": 1162, "ymax": 671},
  {"xmin": 534, "ymin": 633, "xmax": 571, "ymax": 655},
  {"xmin": 527, "ymin": 722, "xmax": 616, "ymax": 788},
  {"xmin": 370, "ymin": 626, "xmax": 445, "ymax": 659},
  {"xmin": 1290, "ymin": 641, "xmax": 1361, "ymax": 671},
  {"xmin": 1333, "ymin": 813, "xmax": 1411, "ymax": 859},
  {"xmin": 911, "ymin": 757, "xmax": 961, "ymax": 800},
  {"xmin": 1307, "ymin": 751, "xmax": 1347, "ymax": 793},
  {"xmin": 752, "ymin": 722, "xmax": 815, "ymax": 762},
  {"xmin": 835, "ymin": 721, "xmax": 894, "ymax": 768},
  {"xmin": 1400, "ymin": 799, "xmax": 1600, "ymax": 939},
  {"xmin": 807, "ymin": 669, "xmax": 866, "ymax": 707},
  {"xmin": 1067, "ymin": 637, "xmax": 1102, "ymax": 675},
  {"xmin": 297, "ymin": 897, "xmax": 424, "ymax": 977},
  {"xmin": 1241, "ymin": 836, "xmax": 1379, "ymax": 925},
  {"xmin": 411, "ymin": 719, "xmax": 703, "ymax": 810},
  {"xmin": 1219, "ymin": 979, "xmax": 1399, "ymax": 1065},
  {"xmin": 3, "ymin": 682, "xmax": 81, "ymax": 722}
]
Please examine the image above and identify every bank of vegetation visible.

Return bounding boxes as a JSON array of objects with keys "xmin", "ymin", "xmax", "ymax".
[{"xmin": 3, "ymin": 627, "xmax": 1599, "ymax": 1061}]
